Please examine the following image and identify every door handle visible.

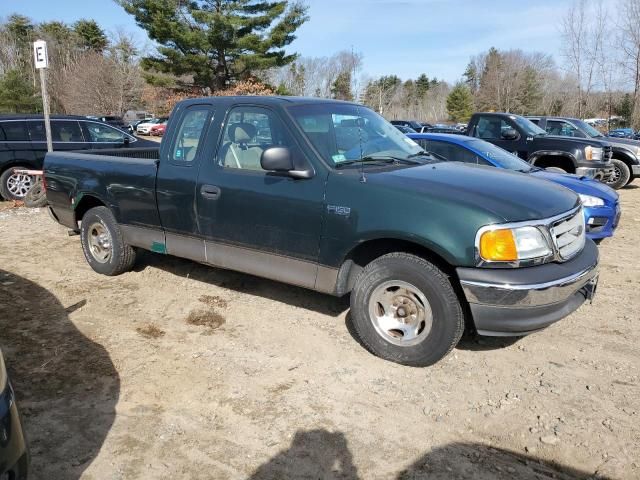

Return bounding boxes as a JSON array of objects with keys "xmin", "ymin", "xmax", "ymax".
[{"xmin": 200, "ymin": 184, "xmax": 221, "ymax": 200}]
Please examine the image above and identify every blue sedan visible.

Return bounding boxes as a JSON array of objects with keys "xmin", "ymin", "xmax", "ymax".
[{"xmin": 408, "ymin": 133, "xmax": 621, "ymax": 241}]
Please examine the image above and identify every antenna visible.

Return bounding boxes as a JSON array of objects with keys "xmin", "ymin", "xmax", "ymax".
[{"xmin": 357, "ymin": 106, "xmax": 366, "ymax": 183}]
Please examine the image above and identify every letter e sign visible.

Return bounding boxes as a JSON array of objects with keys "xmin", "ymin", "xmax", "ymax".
[{"xmin": 33, "ymin": 40, "xmax": 49, "ymax": 69}]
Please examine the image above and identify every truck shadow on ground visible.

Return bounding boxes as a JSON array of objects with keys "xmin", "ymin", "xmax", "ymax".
[
  {"xmin": 135, "ymin": 251, "xmax": 350, "ymax": 317},
  {"xmin": 0, "ymin": 269, "xmax": 119, "ymax": 480},
  {"xmin": 247, "ymin": 429, "xmax": 608, "ymax": 479}
]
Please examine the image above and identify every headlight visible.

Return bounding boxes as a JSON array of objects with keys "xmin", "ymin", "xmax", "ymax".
[
  {"xmin": 0, "ymin": 351, "xmax": 6, "ymax": 392},
  {"xmin": 478, "ymin": 226, "xmax": 552, "ymax": 262},
  {"xmin": 579, "ymin": 194, "xmax": 605, "ymax": 207},
  {"xmin": 584, "ymin": 146, "xmax": 603, "ymax": 161}
]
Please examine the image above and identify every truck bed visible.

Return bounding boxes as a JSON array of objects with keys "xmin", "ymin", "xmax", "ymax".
[{"xmin": 44, "ymin": 148, "xmax": 162, "ymax": 231}]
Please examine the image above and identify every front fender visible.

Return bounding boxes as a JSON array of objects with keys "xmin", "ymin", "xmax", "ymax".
[{"xmin": 529, "ymin": 150, "xmax": 578, "ymax": 167}]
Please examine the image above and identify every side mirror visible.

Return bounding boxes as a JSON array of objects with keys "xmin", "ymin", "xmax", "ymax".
[
  {"xmin": 261, "ymin": 146, "xmax": 294, "ymax": 171},
  {"xmin": 502, "ymin": 128, "xmax": 519, "ymax": 140},
  {"xmin": 261, "ymin": 147, "xmax": 313, "ymax": 179}
]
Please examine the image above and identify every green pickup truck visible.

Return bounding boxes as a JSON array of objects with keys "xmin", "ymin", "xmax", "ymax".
[{"xmin": 44, "ymin": 96, "xmax": 599, "ymax": 366}]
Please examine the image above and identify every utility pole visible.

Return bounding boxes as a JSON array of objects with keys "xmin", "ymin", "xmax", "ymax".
[{"xmin": 33, "ymin": 40, "xmax": 53, "ymax": 152}]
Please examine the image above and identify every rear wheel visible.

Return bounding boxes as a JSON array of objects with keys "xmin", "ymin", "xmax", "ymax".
[
  {"xmin": 80, "ymin": 206, "xmax": 137, "ymax": 276},
  {"xmin": 605, "ymin": 159, "xmax": 631, "ymax": 190},
  {"xmin": 0, "ymin": 167, "xmax": 34, "ymax": 200},
  {"xmin": 349, "ymin": 253, "xmax": 464, "ymax": 367}
]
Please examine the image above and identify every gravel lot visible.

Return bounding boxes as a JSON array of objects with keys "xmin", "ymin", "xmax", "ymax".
[{"xmin": 0, "ymin": 185, "xmax": 638, "ymax": 480}]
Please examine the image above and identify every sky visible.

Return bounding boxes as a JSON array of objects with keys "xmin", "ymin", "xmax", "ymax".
[{"xmin": 0, "ymin": 0, "xmax": 616, "ymax": 83}]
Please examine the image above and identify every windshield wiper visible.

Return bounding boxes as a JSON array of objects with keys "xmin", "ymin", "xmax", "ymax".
[{"xmin": 335, "ymin": 155, "xmax": 421, "ymax": 169}]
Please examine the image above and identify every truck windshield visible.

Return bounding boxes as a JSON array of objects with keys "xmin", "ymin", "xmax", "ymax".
[
  {"xmin": 467, "ymin": 139, "xmax": 533, "ymax": 172},
  {"xmin": 511, "ymin": 115, "xmax": 547, "ymax": 137},
  {"xmin": 288, "ymin": 103, "xmax": 426, "ymax": 168},
  {"xmin": 573, "ymin": 119, "xmax": 604, "ymax": 138}
]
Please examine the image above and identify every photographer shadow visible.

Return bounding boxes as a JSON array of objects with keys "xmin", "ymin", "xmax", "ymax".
[{"xmin": 0, "ymin": 269, "xmax": 119, "ymax": 480}]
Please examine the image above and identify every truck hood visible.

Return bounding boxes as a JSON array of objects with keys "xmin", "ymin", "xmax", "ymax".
[
  {"xmin": 540, "ymin": 135, "xmax": 610, "ymax": 148},
  {"xmin": 602, "ymin": 136, "xmax": 640, "ymax": 152},
  {"xmin": 530, "ymin": 170, "xmax": 619, "ymax": 203},
  {"xmin": 366, "ymin": 162, "xmax": 579, "ymax": 222}
]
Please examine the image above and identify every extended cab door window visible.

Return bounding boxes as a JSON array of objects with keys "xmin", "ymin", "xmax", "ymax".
[{"xmin": 171, "ymin": 109, "xmax": 209, "ymax": 163}]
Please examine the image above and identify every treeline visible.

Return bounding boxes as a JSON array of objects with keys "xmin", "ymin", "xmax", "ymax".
[
  {"xmin": 0, "ymin": 14, "xmax": 144, "ymax": 115},
  {"xmin": 1, "ymin": 0, "xmax": 640, "ymax": 126}
]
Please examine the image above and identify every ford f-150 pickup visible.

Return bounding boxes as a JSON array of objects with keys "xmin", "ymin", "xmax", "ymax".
[{"xmin": 44, "ymin": 96, "xmax": 599, "ymax": 367}]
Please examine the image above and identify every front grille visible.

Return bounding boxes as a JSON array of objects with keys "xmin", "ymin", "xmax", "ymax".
[
  {"xmin": 603, "ymin": 145, "xmax": 612, "ymax": 161},
  {"xmin": 550, "ymin": 209, "xmax": 586, "ymax": 260}
]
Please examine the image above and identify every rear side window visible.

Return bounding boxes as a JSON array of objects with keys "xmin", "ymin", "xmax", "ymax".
[
  {"xmin": 172, "ymin": 108, "xmax": 209, "ymax": 163},
  {"xmin": 423, "ymin": 140, "xmax": 482, "ymax": 164},
  {"xmin": 51, "ymin": 121, "xmax": 83, "ymax": 142},
  {"xmin": 0, "ymin": 122, "xmax": 28, "ymax": 141},
  {"xmin": 26, "ymin": 121, "xmax": 46, "ymax": 141},
  {"xmin": 473, "ymin": 117, "xmax": 511, "ymax": 139}
]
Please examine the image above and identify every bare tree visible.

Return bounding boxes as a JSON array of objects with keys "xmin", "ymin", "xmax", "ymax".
[{"xmin": 618, "ymin": 0, "xmax": 640, "ymax": 126}]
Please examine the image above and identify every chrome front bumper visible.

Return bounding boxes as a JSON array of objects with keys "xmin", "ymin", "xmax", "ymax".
[
  {"xmin": 577, "ymin": 165, "xmax": 614, "ymax": 181},
  {"xmin": 457, "ymin": 239, "xmax": 599, "ymax": 336}
]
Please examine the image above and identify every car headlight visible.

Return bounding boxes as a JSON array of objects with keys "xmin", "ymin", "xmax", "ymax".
[
  {"xmin": 0, "ymin": 350, "xmax": 7, "ymax": 392},
  {"xmin": 478, "ymin": 226, "xmax": 552, "ymax": 262},
  {"xmin": 579, "ymin": 194, "xmax": 605, "ymax": 207},
  {"xmin": 584, "ymin": 146, "xmax": 603, "ymax": 161}
]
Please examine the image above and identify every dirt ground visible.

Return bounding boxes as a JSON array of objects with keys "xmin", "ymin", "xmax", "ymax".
[{"xmin": 0, "ymin": 186, "xmax": 638, "ymax": 480}]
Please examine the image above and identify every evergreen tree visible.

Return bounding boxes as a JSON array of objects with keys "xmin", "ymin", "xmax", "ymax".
[
  {"xmin": 118, "ymin": 0, "xmax": 308, "ymax": 91},
  {"xmin": 518, "ymin": 66, "xmax": 541, "ymax": 114},
  {"xmin": 0, "ymin": 69, "xmax": 41, "ymax": 113},
  {"xmin": 463, "ymin": 62, "xmax": 478, "ymax": 93},
  {"xmin": 331, "ymin": 71, "xmax": 353, "ymax": 101},
  {"xmin": 73, "ymin": 19, "xmax": 108, "ymax": 52},
  {"xmin": 415, "ymin": 74, "xmax": 430, "ymax": 98},
  {"xmin": 616, "ymin": 94, "xmax": 633, "ymax": 125},
  {"xmin": 446, "ymin": 83, "xmax": 473, "ymax": 122}
]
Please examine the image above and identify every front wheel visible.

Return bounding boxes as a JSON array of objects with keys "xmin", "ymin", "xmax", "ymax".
[
  {"xmin": 80, "ymin": 206, "xmax": 137, "ymax": 276},
  {"xmin": 605, "ymin": 159, "xmax": 631, "ymax": 190},
  {"xmin": 349, "ymin": 253, "xmax": 464, "ymax": 367},
  {"xmin": 0, "ymin": 167, "xmax": 34, "ymax": 200}
]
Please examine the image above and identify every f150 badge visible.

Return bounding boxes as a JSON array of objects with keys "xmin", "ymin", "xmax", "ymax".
[{"xmin": 327, "ymin": 205, "xmax": 351, "ymax": 217}]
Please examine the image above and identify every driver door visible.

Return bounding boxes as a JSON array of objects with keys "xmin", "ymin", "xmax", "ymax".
[{"xmin": 196, "ymin": 105, "xmax": 326, "ymax": 289}]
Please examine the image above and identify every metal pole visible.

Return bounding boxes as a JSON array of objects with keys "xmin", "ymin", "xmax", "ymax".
[{"xmin": 39, "ymin": 67, "xmax": 53, "ymax": 153}]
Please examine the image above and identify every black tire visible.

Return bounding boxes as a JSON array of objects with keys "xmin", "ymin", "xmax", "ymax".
[
  {"xmin": 349, "ymin": 253, "xmax": 464, "ymax": 367},
  {"xmin": 23, "ymin": 180, "xmax": 47, "ymax": 208},
  {"xmin": 626, "ymin": 176, "xmax": 635, "ymax": 186},
  {"xmin": 605, "ymin": 159, "xmax": 631, "ymax": 190},
  {"xmin": 80, "ymin": 206, "xmax": 137, "ymax": 276},
  {"xmin": 0, "ymin": 167, "xmax": 34, "ymax": 201},
  {"xmin": 545, "ymin": 167, "xmax": 567, "ymax": 174}
]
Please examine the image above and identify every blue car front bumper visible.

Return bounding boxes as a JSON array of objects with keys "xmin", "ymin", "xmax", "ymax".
[{"xmin": 584, "ymin": 201, "xmax": 621, "ymax": 240}]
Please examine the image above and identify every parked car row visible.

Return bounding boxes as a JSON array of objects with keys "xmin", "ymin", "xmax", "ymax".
[
  {"xmin": 0, "ymin": 115, "xmax": 155, "ymax": 200},
  {"xmin": 136, "ymin": 117, "xmax": 169, "ymax": 135},
  {"xmin": 43, "ymin": 96, "xmax": 601, "ymax": 369}
]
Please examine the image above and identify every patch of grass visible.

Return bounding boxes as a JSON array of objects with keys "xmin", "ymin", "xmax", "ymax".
[
  {"xmin": 136, "ymin": 324, "xmax": 165, "ymax": 339},
  {"xmin": 198, "ymin": 295, "xmax": 228, "ymax": 309},
  {"xmin": 186, "ymin": 309, "xmax": 225, "ymax": 330}
]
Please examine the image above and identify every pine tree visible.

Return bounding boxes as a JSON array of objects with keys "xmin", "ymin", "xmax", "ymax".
[
  {"xmin": 118, "ymin": 0, "xmax": 308, "ymax": 91},
  {"xmin": 0, "ymin": 69, "xmax": 41, "ymax": 113},
  {"xmin": 73, "ymin": 19, "xmax": 108, "ymax": 52},
  {"xmin": 415, "ymin": 74, "xmax": 430, "ymax": 98},
  {"xmin": 446, "ymin": 83, "xmax": 474, "ymax": 122},
  {"xmin": 331, "ymin": 72, "xmax": 353, "ymax": 101}
]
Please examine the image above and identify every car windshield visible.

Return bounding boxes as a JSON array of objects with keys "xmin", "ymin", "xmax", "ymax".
[
  {"xmin": 467, "ymin": 139, "xmax": 533, "ymax": 172},
  {"xmin": 511, "ymin": 115, "xmax": 547, "ymax": 136},
  {"xmin": 573, "ymin": 119, "xmax": 604, "ymax": 137},
  {"xmin": 288, "ymin": 103, "xmax": 428, "ymax": 168}
]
